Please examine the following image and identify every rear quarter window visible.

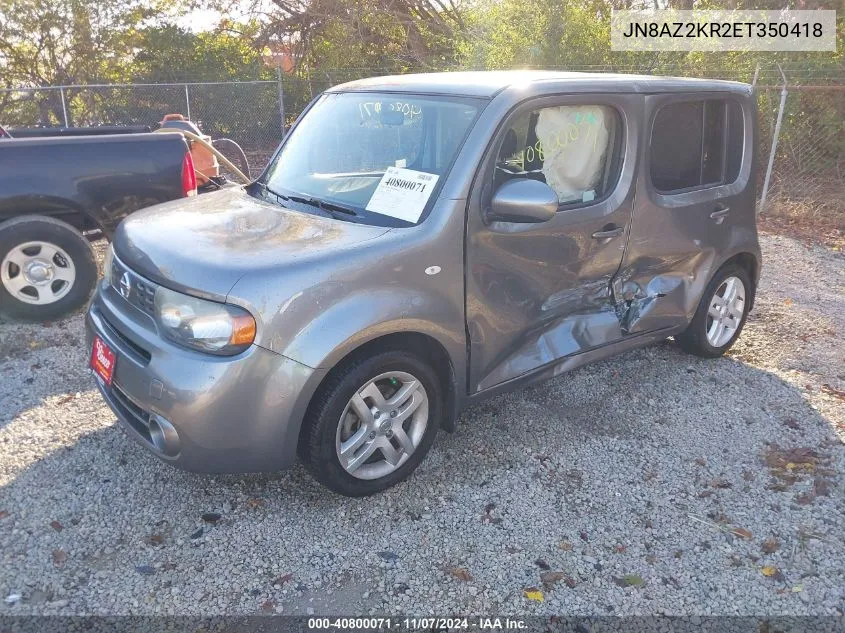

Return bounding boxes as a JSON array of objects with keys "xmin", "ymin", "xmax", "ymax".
[{"xmin": 650, "ymin": 98, "xmax": 744, "ymax": 193}]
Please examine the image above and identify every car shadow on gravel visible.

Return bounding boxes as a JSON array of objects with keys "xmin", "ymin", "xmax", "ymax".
[{"xmin": 1, "ymin": 340, "xmax": 843, "ymax": 615}]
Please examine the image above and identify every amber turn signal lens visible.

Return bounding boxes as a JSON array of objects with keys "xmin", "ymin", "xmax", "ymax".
[{"xmin": 230, "ymin": 314, "xmax": 256, "ymax": 346}]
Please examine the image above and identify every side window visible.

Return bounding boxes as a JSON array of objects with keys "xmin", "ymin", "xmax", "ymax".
[
  {"xmin": 494, "ymin": 104, "xmax": 622, "ymax": 206},
  {"xmin": 650, "ymin": 99, "xmax": 744, "ymax": 193}
]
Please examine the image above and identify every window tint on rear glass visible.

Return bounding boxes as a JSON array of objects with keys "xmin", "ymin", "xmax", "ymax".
[
  {"xmin": 651, "ymin": 99, "xmax": 744, "ymax": 193},
  {"xmin": 494, "ymin": 105, "xmax": 623, "ymax": 206}
]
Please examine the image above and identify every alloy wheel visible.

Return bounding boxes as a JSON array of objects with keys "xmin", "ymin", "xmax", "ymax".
[
  {"xmin": 706, "ymin": 275, "xmax": 746, "ymax": 347},
  {"xmin": 335, "ymin": 371, "xmax": 429, "ymax": 480}
]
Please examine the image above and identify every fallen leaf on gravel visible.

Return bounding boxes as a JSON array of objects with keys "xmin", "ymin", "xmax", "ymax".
[
  {"xmin": 763, "ymin": 446, "xmax": 822, "ymax": 475},
  {"xmin": 273, "ymin": 573, "xmax": 293, "ymax": 587},
  {"xmin": 813, "ymin": 478, "xmax": 831, "ymax": 497},
  {"xmin": 795, "ymin": 492, "xmax": 815, "ymax": 505},
  {"xmin": 710, "ymin": 479, "xmax": 732, "ymax": 489},
  {"xmin": 565, "ymin": 576, "xmax": 577, "ymax": 588},
  {"xmin": 57, "ymin": 394, "xmax": 74, "ymax": 405},
  {"xmin": 761, "ymin": 566, "xmax": 779, "ymax": 577},
  {"xmin": 614, "ymin": 574, "xmax": 645, "ymax": 588},
  {"xmin": 261, "ymin": 600, "xmax": 276, "ymax": 612},
  {"xmin": 0, "ymin": 510, "xmax": 9, "ymax": 519},
  {"xmin": 245, "ymin": 498, "xmax": 264, "ymax": 509},
  {"xmin": 49, "ymin": 520, "xmax": 63, "ymax": 532},
  {"xmin": 732, "ymin": 528, "xmax": 753, "ymax": 539},
  {"xmin": 792, "ymin": 585, "xmax": 803, "ymax": 593},
  {"xmin": 558, "ymin": 540, "xmax": 572, "ymax": 551},
  {"xmin": 615, "ymin": 545, "xmax": 627, "ymax": 553},
  {"xmin": 135, "ymin": 565, "xmax": 155, "ymax": 575},
  {"xmin": 189, "ymin": 528, "xmax": 203, "ymax": 540},
  {"xmin": 540, "ymin": 571, "xmax": 566, "ymax": 585},
  {"xmin": 695, "ymin": 458, "xmax": 707, "ymax": 466},
  {"xmin": 445, "ymin": 567, "xmax": 472, "ymax": 581},
  {"xmin": 377, "ymin": 551, "xmax": 399, "ymax": 561},
  {"xmin": 821, "ymin": 384, "xmax": 845, "ymax": 401},
  {"xmin": 762, "ymin": 538, "xmax": 779, "ymax": 554},
  {"xmin": 523, "ymin": 588, "xmax": 544, "ymax": 602},
  {"xmin": 645, "ymin": 555, "xmax": 657, "ymax": 565},
  {"xmin": 535, "ymin": 559, "xmax": 551, "ymax": 570},
  {"xmin": 201, "ymin": 512, "xmax": 221, "ymax": 524},
  {"xmin": 148, "ymin": 534, "xmax": 163, "ymax": 545},
  {"xmin": 51, "ymin": 550, "xmax": 67, "ymax": 566}
]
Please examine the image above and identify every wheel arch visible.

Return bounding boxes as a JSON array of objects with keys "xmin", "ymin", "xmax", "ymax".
[
  {"xmin": 718, "ymin": 251, "xmax": 759, "ymax": 310},
  {"xmin": 0, "ymin": 196, "xmax": 104, "ymax": 235},
  {"xmin": 300, "ymin": 331, "xmax": 460, "ymax": 442}
]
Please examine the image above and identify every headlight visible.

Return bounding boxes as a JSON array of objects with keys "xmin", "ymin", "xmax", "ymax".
[
  {"xmin": 154, "ymin": 286, "xmax": 256, "ymax": 355},
  {"xmin": 103, "ymin": 245, "xmax": 114, "ymax": 286}
]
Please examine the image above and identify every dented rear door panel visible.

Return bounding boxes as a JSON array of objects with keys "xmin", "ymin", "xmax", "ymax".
[{"xmin": 614, "ymin": 90, "xmax": 758, "ymax": 335}]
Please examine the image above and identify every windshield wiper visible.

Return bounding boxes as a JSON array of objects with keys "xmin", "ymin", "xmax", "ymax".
[
  {"xmin": 286, "ymin": 194, "xmax": 358, "ymax": 217},
  {"xmin": 259, "ymin": 183, "xmax": 359, "ymax": 220}
]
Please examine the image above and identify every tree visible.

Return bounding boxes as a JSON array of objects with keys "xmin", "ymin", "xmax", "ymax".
[
  {"xmin": 0, "ymin": 0, "xmax": 182, "ymax": 123},
  {"xmin": 259, "ymin": 0, "xmax": 465, "ymax": 74}
]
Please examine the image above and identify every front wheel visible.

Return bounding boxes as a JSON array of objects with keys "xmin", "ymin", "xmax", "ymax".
[
  {"xmin": 676, "ymin": 263, "xmax": 753, "ymax": 358},
  {"xmin": 0, "ymin": 215, "xmax": 97, "ymax": 322},
  {"xmin": 300, "ymin": 349, "xmax": 442, "ymax": 496}
]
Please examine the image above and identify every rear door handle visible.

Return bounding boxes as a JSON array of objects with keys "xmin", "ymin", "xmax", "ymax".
[
  {"xmin": 591, "ymin": 226, "xmax": 624, "ymax": 240},
  {"xmin": 710, "ymin": 207, "xmax": 730, "ymax": 224}
]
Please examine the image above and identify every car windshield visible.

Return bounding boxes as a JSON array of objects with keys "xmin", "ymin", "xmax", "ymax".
[{"xmin": 259, "ymin": 92, "xmax": 483, "ymax": 227}]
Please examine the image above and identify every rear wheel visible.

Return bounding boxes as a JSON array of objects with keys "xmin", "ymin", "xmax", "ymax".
[
  {"xmin": 0, "ymin": 215, "xmax": 97, "ymax": 322},
  {"xmin": 676, "ymin": 263, "xmax": 752, "ymax": 358},
  {"xmin": 300, "ymin": 349, "xmax": 441, "ymax": 496}
]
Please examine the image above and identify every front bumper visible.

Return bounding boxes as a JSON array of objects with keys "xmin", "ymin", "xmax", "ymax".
[{"xmin": 85, "ymin": 279, "xmax": 324, "ymax": 473}]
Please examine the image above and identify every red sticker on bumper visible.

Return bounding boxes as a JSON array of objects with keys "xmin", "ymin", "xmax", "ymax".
[{"xmin": 90, "ymin": 336, "xmax": 116, "ymax": 386}]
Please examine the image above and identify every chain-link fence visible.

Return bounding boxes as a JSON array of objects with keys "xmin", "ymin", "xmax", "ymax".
[
  {"xmin": 756, "ymin": 82, "xmax": 844, "ymax": 226},
  {"xmin": 0, "ymin": 80, "xmax": 285, "ymax": 175},
  {"xmin": 1, "ymin": 66, "xmax": 842, "ymax": 230}
]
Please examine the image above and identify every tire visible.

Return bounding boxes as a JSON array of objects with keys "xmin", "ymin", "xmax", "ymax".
[
  {"xmin": 300, "ymin": 349, "xmax": 442, "ymax": 496},
  {"xmin": 0, "ymin": 215, "xmax": 97, "ymax": 322},
  {"xmin": 675, "ymin": 262, "xmax": 753, "ymax": 358}
]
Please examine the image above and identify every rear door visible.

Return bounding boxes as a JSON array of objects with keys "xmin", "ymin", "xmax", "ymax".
[
  {"xmin": 465, "ymin": 93, "xmax": 642, "ymax": 393},
  {"xmin": 615, "ymin": 91, "xmax": 754, "ymax": 334}
]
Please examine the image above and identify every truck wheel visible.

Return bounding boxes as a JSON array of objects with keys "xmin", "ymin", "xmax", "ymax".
[
  {"xmin": 300, "ymin": 349, "xmax": 442, "ymax": 496},
  {"xmin": 675, "ymin": 262, "xmax": 753, "ymax": 358},
  {"xmin": 0, "ymin": 215, "xmax": 97, "ymax": 322}
]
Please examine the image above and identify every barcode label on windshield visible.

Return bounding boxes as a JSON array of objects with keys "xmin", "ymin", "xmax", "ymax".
[{"xmin": 366, "ymin": 167, "xmax": 439, "ymax": 223}]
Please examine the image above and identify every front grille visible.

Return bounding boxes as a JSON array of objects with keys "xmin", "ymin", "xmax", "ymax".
[
  {"xmin": 110, "ymin": 382, "xmax": 152, "ymax": 443},
  {"xmin": 111, "ymin": 256, "xmax": 157, "ymax": 317},
  {"xmin": 98, "ymin": 311, "xmax": 152, "ymax": 364}
]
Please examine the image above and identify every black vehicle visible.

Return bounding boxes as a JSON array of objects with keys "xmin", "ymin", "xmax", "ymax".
[{"xmin": 0, "ymin": 129, "xmax": 194, "ymax": 321}]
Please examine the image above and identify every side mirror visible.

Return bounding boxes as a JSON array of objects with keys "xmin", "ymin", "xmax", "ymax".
[{"xmin": 488, "ymin": 179, "xmax": 558, "ymax": 223}]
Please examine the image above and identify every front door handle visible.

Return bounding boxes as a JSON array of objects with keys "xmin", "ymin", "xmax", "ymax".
[
  {"xmin": 710, "ymin": 206, "xmax": 730, "ymax": 224},
  {"xmin": 591, "ymin": 225, "xmax": 624, "ymax": 240}
]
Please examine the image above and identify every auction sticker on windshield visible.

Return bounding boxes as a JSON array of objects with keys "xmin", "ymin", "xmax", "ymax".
[{"xmin": 365, "ymin": 167, "xmax": 439, "ymax": 223}]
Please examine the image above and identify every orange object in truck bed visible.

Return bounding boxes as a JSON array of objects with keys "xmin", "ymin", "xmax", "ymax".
[{"xmin": 159, "ymin": 114, "xmax": 219, "ymax": 184}]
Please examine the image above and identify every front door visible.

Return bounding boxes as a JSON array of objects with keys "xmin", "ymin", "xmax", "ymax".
[{"xmin": 466, "ymin": 94, "xmax": 642, "ymax": 394}]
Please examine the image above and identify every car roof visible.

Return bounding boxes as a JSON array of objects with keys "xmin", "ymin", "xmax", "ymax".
[{"xmin": 328, "ymin": 70, "xmax": 751, "ymax": 98}]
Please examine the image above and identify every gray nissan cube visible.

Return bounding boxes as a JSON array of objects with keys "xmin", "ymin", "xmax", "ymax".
[{"xmin": 86, "ymin": 71, "xmax": 761, "ymax": 496}]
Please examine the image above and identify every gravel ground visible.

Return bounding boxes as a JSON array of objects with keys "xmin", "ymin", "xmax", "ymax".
[{"xmin": 0, "ymin": 232, "xmax": 843, "ymax": 617}]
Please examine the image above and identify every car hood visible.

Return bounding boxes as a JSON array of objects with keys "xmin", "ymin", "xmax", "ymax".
[{"xmin": 113, "ymin": 187, "xmax": 391, "ymax": 300}]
